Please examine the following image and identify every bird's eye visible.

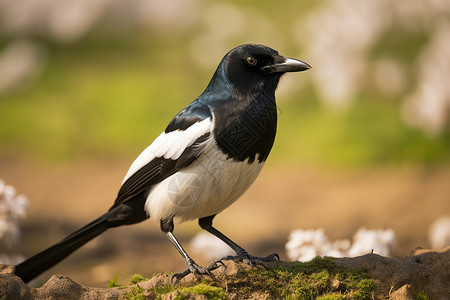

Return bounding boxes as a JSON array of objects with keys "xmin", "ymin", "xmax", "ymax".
[{"xmin": 245, "ymin": 57, "xmax": 257, "ymax": 66}]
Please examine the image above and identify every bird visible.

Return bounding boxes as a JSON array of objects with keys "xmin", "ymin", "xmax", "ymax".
[{"xmin": 14, "ymin": 43, "xmax": 311, "ymax": 283}]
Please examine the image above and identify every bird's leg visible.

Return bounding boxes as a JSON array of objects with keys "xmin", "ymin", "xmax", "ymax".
[
  {"xmin": 199, "ymin": 216, "xmax": 279, "ymax": 267},
  {"xmin": 160, "ymin": 219, "xmax": 222, "ymax": 281}
]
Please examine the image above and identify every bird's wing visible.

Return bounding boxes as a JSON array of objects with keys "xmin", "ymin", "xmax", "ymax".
[{"xmin": 112, "ymin": 103, "xmax": 213, "ymax": 208}]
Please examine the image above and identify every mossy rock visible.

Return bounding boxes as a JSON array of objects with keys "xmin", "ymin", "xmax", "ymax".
[{"xmin": 1, "ymin": 247, "xmax": 449, "ymax": 299}]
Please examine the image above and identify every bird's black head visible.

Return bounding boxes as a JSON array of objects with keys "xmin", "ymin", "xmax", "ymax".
[{"xmin": 219, "ymin": 44, "xmax": 311, "ymax": 98}]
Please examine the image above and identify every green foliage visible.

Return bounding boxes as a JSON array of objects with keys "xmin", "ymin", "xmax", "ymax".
[
  {"xmin": 274, "ymin": 93, "xmax": 450, "ymax": 167},
  {"xmin": 316, "ymin": 294, "xmax": 345, "ymax": 300},
  {"xmin": 1, "ymin": 26, "xmax": 449, "ymax": 167},
  {"xmin": 125, "ymin": 286, "xmax": 145, "ymax": 300},
  {"xmin": 129, "ymin": 274, "xmax": 148, "ymax": 284},
  {"xmin": 107, "ymin": 275, "xmax": 121, "ymax": 288},
  {"xmin": 179, "ymin": 283, "xmax": 227, "ymax": 300},
  {"xmin": 150, "ymin": 285, "xmax": 176, "ymax": 295},
  {"xmin": 412, "ymin": 289, "xmax": 429, "ymax": 300},
  {"xmin": 147, "ymin": 281, "xmax": 226, "ymax": 299}
]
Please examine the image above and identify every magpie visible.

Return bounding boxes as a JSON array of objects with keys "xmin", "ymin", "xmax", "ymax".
[{"xmin": 15, "ymin": 44, "xmax": 311, "ymax": 283}]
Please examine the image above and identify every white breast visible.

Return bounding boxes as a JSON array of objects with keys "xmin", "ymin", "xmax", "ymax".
[{"xmin": 144, "ymin": 143, "xmax": 264, "ymax": 222}]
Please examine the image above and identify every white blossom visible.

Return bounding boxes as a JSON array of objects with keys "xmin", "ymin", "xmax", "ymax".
[
  {"xmin": 402, "ymin": 22, "xmax": 450, "ymax": 135},
  {"xmin": 189, "ymin": 232, "xmax": 234, "ymax": 261},
  {"xmin": 301, "ymin": 0, "xmax": 450, "ymax": 134},
  {"xmin": 428, "ymin": 216, "xmax": 450, "ymax": 249},
  {"xmin": 286, "ymin": 227, "xmax": 395, "ymax": 262},
  {"xmin": 0, "ymin": 179, "xmax": 28, "ymax": 264},
  {"xmin": 348, "ymin": 228, "xmax": 395, "ymax": 257}
]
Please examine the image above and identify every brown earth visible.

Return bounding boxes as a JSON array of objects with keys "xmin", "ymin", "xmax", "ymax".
[
  {"xmin": 1, "ymin": 247, "xmax": 449, "ymax": 299},
  {"xmin": 337, "ymin": 247, "xmax": 450, "ymax": 299},
  {"xmin": 1, "ymin": 158, "xmax": 450, "ymax": 287}
]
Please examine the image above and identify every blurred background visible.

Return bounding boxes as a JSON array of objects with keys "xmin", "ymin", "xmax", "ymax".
[{"xmin": 1, "ymin": 0, "xmax": 449, "ymax": 287}]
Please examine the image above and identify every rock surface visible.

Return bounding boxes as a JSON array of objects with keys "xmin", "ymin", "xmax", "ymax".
[
  {"xmin": 336, "ymin": 247, "xmax": 450, "ymax": 299},
  {"xmin": 1, "ymin": 247, "xmax": 449, "ymax": 299}
]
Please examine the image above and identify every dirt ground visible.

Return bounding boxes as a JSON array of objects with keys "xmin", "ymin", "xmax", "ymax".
[{"xmin": 1, "ymin": 157, "xmax": 449, "ymax": 287}]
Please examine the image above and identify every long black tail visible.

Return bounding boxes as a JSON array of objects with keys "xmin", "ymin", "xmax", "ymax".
[{"xmin": 15, "ymin": 214, "xmax": 109, "ymax": 283}]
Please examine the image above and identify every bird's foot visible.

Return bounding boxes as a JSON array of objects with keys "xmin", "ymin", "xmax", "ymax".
[
  {"xmin": 220, "ymin": 250, "xmax": 279, "ymax": 268},
  {"xmin": 171, "ymin": 259, "xmax": 225, "ymax": 282}
]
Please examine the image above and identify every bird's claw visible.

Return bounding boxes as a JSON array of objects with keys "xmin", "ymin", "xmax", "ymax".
[
  {"xmin": 210, "ymin": 259, "xmax": 226, "ymax": 269},
  {"xmin": 219, "ymin": 252, "xmax": 279, "ymax": 268},
  {"xmin": 171, "ymin": 269, "xmax": 191, "ymax": 282},
  {"xmin": 171, "ymin": 260, "xmax": 225, "ymax": 282}
]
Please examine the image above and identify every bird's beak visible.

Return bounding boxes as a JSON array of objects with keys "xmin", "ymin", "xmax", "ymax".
[{"xmin": 263, "ymin": 57, "xmax": 311, "ymax": 73}]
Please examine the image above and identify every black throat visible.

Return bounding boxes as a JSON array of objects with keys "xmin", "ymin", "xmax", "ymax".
[{"xmin": 211, "ymin": 75, "xmax": 280, "ymax": 164}]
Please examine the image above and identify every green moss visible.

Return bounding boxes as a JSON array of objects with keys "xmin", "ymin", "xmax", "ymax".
[
  {"xmin": 146, "ymin": 282, "xmax": 225, "ymax": 300},
  {"xmin": 353, "ymin": 278, "xmax": 375, "ymax": 299},
  {"xmin": 179, "ymin": 283, "xmax": 227, "ymax": 300},
  {"xmin": 224, "ymin": 256, "xmax": 375, "ymax": 299},
  {"xmin": 151, "ymin": 285, "xmax": 176, "ymax": 295},
  {"xmin": 107, "ymin": 275, "xmax": 121, "ymax": 288},
  {"xmin": 412, "ymin": 289, "xmax": 429, "ymax": 300},
  {"xmin": 125, "ymin": 286, "xmax": 145, "ymax": 300},
  {"xmin": 279, "ymin": 256, "xmax": 337, "ymax": 274},
  {"xmin": 316, "ymin": 294, "xmax": 345, "ymax": 300},
  {"xmin": 129, "ymin": 274, "xmax": 148, "ymax": 284},
  {"xmin": 107, "ymin": 258, "xmax": 375, "ymax": 299}
]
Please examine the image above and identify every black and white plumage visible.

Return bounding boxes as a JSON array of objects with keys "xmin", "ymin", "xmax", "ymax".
[{"xmin": 15, "ymin": 44, "xmax": 311, "ymax": 283}]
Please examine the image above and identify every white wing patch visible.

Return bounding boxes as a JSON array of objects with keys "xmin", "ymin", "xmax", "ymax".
[{"xmin": 122, "ymin": 118, "xmax": 212, "ymax": 184}]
